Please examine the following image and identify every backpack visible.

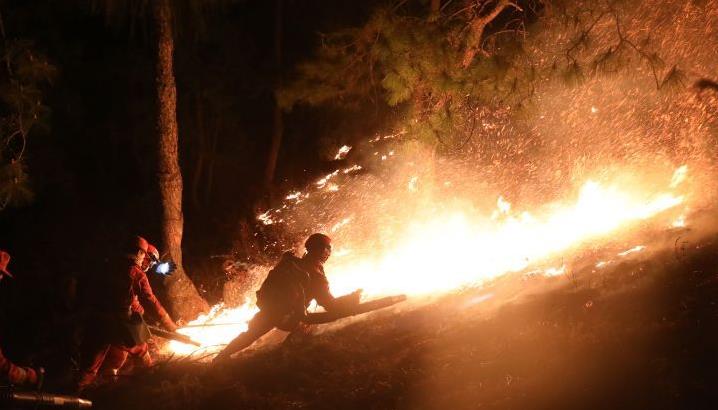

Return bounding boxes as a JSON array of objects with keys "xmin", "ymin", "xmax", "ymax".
[{"xmin": 256, "ymin": 252, "xmax": 309, "ymax": 313}]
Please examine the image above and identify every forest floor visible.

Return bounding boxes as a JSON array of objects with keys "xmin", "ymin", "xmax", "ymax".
[{"xmin": 89, "ymin": 213, "xmax": 718, "ymax": 410}]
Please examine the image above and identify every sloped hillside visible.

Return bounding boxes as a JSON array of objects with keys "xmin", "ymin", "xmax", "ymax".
[{"xmin": 92, "ymin": 219, "xmax": 718, "ymax": 410}]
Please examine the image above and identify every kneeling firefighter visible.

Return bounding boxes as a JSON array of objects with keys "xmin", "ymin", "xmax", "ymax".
[
  {"xmin": 213, "ymin": 233, "xmax": 361, "ymax": 363},
  {"xmin": 76, "ymin": 236, "xmax": 177, "ymax": 390}
]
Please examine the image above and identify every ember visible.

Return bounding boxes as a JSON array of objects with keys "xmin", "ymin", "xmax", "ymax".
[{"xmin": 167, "ymin": 164, "xmax": 689, "ymax": 358}]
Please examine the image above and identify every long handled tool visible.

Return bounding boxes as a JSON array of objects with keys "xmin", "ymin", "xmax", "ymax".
[
  {"xmin": 303, "ymin": 294, "xmax": 407, "ymax": 325},
  {"xmin": 181, "ymin": 322, "xmax": 245, "ymax": 328},
  {"xmin": 147, "ymin": 326, "xmax": 201, "ymax": 347}
]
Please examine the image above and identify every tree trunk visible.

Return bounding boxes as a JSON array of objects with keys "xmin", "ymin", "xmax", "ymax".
[
  {"xmin": 429, "ymin": 0, "xmax": 441, "ymax": 21},
  {"xmin": 263, "ymin": 0, "xmax": 283, "ymax": 191},
  {"xmin": 154, "ymin": 0, "xmax": 208, "ymax": 321}
]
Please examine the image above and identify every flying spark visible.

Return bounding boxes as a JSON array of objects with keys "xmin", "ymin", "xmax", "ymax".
[{"xmin": 334, "ymin": 145, "xmax": 352, "ymax": 160}]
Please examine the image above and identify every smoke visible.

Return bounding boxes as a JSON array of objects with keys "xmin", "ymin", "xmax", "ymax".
[{"xmin": 233, "ymin": 0, "xmax": 718, "ymax": 300}]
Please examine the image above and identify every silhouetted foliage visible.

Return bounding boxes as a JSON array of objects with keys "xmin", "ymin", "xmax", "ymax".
[
  {"xmin": 281, "ymin": 0, "xmax": 686, "ymax": 154},
  {"xmin": 0, "ymin": 15, "xmax": 55, "ymax": 209}
]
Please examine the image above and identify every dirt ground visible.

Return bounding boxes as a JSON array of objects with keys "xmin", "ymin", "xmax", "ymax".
[{"xmin": 91, "ymin": 219, "xmax": 718, "ymax": 410}]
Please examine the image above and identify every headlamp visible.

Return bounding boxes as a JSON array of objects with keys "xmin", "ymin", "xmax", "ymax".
[
  {"xmin": 156, "ymin": 262, "xmax": 171, "ymax": 275},
  {"xmin": 152, "ymin": 260, "xmax": 176, "ymax": 276}
]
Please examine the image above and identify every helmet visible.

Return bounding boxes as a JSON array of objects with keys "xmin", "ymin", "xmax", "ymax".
[
  {"xmin": 304, "ymin": 233, "xmax": 331, "ymax": 252},
  {"xmin": 0, "ymin": 250, "xmax": 14, "ymax": 279},
  {"xmin": 146, "ymin": 244, "xmax": 160, "ymax": 263},
  {"xmin": 125, "ymin": 235, "xmax": 149, "ymax": 259},
  {"xmin": 136, "ymin": 236, "xmax": 150, "ymax": 253},
  {"xmin": 140, "ymin": 243, "xmax": 160, "ymax": 272}
]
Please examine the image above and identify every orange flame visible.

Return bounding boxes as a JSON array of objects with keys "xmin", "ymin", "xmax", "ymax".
[{"xmin": 166, "ymin": 166, "xmax": 688, "ymax": 358}]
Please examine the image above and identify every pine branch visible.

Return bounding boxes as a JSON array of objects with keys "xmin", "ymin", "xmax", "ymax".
[{"xmin": 462, "ymin": 0, "xmax": 523, "ymax": 67}]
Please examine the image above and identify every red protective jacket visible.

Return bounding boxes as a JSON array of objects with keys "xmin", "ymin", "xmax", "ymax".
[
  {"xmin": 127, "ymin": 265, "xmax": 173, "ymax": 327},
  {"xmin": 0, "ymin": 345, "xmax": 37, "ymax": 386}
]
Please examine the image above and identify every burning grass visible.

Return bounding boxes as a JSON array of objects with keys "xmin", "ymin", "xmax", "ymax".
[
  {"xmin": 164, "ymin": 0, "xmax": 718, "ymax": 362},
  {"xmin": 154, "ymin": 0, "xmax": 718, "ymax": 400},
  {"xmin": 166, "ymin": 163, "xmax": 693, "ymax": 358},
  {"xmin": 93, "ymin": 211, "xmax": 718, "ymax": 409}
]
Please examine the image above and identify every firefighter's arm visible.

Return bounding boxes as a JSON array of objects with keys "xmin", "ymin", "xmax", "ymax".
[
  {"xmin": 314, "ymin": 275, "xmax": 339, "ymax": 311},
  {"xmin": 137, "ymin": 273, "xmax": 177, "ymax": 332},
  {"xmin": 317, "ymin": 279, "xmax": 362, "ymax": 313},
  {"xmin": 0, "ymin": 347, "xmax": 40, "ymax": 387}
]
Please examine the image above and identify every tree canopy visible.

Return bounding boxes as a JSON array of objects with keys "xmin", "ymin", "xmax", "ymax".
[
  {"xmin": 280, "ymin": 0, "xmax": 689, "ymax": 154},
  {"xmin": 0, "ymin": 12, "xmax": 55, "ymax": 210}
]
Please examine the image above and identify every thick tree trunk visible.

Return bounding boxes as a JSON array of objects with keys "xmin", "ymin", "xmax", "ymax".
[
  {"xmin": 264, "ymin": 0, "xmax": 283, "ymax": 190},
  {"xmin": 154, "ymin": 0, "xmax": 208, "ymax": 321}
]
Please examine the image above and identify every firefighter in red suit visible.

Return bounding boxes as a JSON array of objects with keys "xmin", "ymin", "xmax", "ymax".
[
  {"xmin": 0, "ymin": 250, "xmax": 41, "ymax": 387},
  {"xmin": 102, "ymin": 243, "xmax": 176, "ymax": 377},
  {"xmin": 76, "ymin": 237, "xmax": 177, "ymax": 390},
  {"xmin": 212, "ymin": 233, "xmax": 361, "ymax": 363}
]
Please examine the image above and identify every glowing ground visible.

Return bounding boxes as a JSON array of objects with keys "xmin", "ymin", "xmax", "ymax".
[{"xmin": 92, "ymin": 210, "xmax": 718, "ymax": 410}]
